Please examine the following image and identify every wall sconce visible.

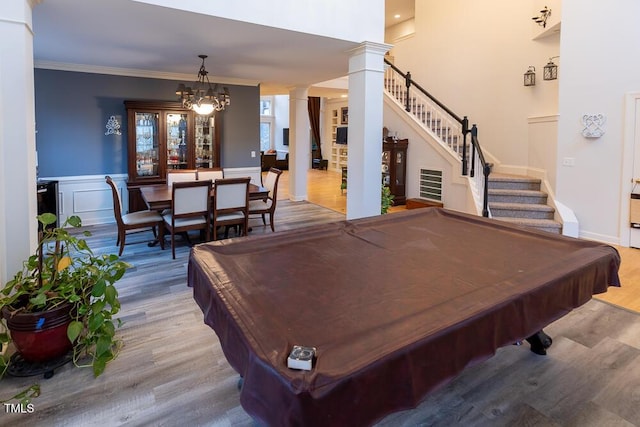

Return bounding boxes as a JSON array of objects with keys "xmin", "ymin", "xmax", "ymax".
[
  {"xmin": 524, "ymin": 66, "xmax": 536, "ymax": 86},
  {"xmin": 532, "ymin": 6, "xmax": 551, "ymax": 28},
  {"xmin": 543, "ymin": 56, "xmax": 559, "ymax": 80}
]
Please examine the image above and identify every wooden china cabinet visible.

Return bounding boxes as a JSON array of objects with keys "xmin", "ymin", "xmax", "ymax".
[
  {"xmin": 382, "ymin": 137, "xmax": 408, "ymax": 205},
  {"xmin": 124, "ymin": 100, "xmax": 220, "ymax": 212}
]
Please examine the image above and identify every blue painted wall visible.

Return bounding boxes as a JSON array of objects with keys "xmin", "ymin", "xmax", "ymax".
[{"xmin": 34, "ymin": 69, "xmax": 259, "ymax": 177}]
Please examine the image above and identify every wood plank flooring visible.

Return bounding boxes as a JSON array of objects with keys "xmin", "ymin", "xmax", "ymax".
[
  {"xmin": 594, "ymin": 245, "xmax": 640, "ymax": 312},
  {"xmin": 2, "ymin": 170, "xmax": 640, "ymax": 426}
]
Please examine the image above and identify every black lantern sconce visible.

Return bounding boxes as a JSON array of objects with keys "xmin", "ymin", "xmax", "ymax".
[
  {"xmin": 532, "ymin": 6, "xmax": 551, "ymax": 28},
  {"xmin": 524, "ymin": 66, "xmax": 536, "ymax": 86},
  {"xmin": 543, "ymin": 56, "xmax": 559, "ymax": 80}
]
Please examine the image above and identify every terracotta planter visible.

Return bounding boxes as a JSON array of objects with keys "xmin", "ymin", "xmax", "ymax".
[{"xmin": 1, "ymin": 303, "xmax": 74, "ymax": 363}]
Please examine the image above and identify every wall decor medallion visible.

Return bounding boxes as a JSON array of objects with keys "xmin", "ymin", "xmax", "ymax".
[
  {"xmin": 105, "ymin": 115, "xmax": 122, "ymax": 136},
  {"xmin": 581, "ymin": 114, "xmax": 605, "ymax": 138}
]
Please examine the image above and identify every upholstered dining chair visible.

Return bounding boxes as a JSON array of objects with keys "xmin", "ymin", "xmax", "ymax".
[
  {"xmin": 167, "ymin": 169, "xmax": 197, "ymax": 187},
  {"xmin": 249, "ymin": 167, "xmax": 283, "ymax": 232},
  {"xmin": 197, "ymin": 168, "xmax": 224, "ymax": 182},
  {"xmin": 211, "ymin": 177, "xmax": 251, "ymax": 240},
  {"xmin": 105, "ymin": 176, "xmax": 164, "ymax": 255},
  {"xmin": 162, "ymin": 180, "xmax": 212, "ymax": 259}
]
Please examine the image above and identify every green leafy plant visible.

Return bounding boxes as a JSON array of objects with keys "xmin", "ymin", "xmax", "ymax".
[
  {"xmin": 381, "ymin": 185, "xmax": 395, "ymax": 214},
  {"xmin": 0, "ymin": 384, "xmax": 40, "ymax": 406},
  {"xmin": 0, "ymin": 213, "xmax": 130, "ymax": 378},
  {"xmin": 340, "ymin": 168, "xmax": 348, "ymax": 193}
]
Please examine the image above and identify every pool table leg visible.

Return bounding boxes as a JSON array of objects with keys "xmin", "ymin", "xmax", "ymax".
[{"xmin": 526, "ymin": 330, "xmax": 553, "ymax": 355}]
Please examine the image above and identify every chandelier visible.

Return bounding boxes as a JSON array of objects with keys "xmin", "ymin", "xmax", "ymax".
[{"xmin": 175, "ymin": 55, "xmax": 230, "ymax": 115}]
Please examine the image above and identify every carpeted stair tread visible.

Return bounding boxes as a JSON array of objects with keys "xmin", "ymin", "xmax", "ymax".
[
  {"xmin": 492, "ymin": 217, "xmax": 562, "ymax": 233},
  {"xmin": 489, "ymin": 202, "xmax": 554, "ymax": 212},
  {"xmin": 489, "ymin": 202, "xmax": 555, "ymax": 220},
  {"xmin": 488, "ymin": 188, "xmax": 546, "ymax": 196},
  {"xmin": 489, "ymin": 173, "xmax": 541, "ymax": 182},
  {"xmin": 488, "ymin": 174, "xmax": 542, "ymax": 190},
  {"xmin": 489, "ymin": 172, "xmax": 541, "ymax": 182}
]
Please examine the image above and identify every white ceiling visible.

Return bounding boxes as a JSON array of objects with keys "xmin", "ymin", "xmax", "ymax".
[{"xmin": 32, "ymin": 0, "xmax": 414, "ymax": 97}]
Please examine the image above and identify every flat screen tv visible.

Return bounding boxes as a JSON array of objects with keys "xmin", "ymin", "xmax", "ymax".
[
  {"xmin": 336, "ymin": 126, "xmax": 348, "ymax": 144},
  {"xmin": 283, "ymin": 128, "xmax": 289, "ymax": 146}
]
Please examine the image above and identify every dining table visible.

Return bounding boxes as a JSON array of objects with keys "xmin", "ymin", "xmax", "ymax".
[{"xmin": 139, "ymin": 182, "xmax": 269, "ymax": 212}]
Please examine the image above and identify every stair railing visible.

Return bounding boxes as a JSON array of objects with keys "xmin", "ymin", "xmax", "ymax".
[
  {"xmin": 384, "ymin": 59, "xmax": 491, "ymax": 217},
  {"xmin": 470, "ymin": 125, "xmax": 491, "ymax": 217}
]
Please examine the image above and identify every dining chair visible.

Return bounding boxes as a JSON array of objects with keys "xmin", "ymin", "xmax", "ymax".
[
  {"xmin": 222, "ymin": 167, "xmax": 262, "ymax": 186},
  {"xmin": 167, "ymin": 169, "xmax": 197, "ymax": 187},
  {"xmin": 249, "ymin": 168, "xmax": 283, "ymax": 232},
  {"xmin": 162, "ymin": 180, "xmax": 212, "ymax": 259},
  {"xmin": 105, "ymin": 176, "xmax": 164, "ymax": 255},
  {"xmin": 212, "ymin": 177, "xmax": 251, "ymax": 240},
  {"xmin": 197, "ymin": 168, "xmax": 224, "ymax": 182}
]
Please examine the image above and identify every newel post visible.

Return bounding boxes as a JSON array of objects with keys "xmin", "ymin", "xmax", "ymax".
[{"xmin": 461, "ymin": 116, "xmax": 469, "ymax": 176}]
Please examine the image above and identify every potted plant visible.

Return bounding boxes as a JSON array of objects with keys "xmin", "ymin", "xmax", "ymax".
[
  {"xmin": 381, "ymin": 184, "xmax": 394, "ymax": 214},
  {"xmin": 0, "ymin": 213, "xmax": 130, "ymax": 379}
]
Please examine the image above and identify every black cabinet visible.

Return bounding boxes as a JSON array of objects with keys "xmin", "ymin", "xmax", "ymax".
[
  {"xmin": 382, "ymin": 138, "xmax": 408, "ymax": 205},
  {"xmin": 37, "ymin": 180, "xmax": 58, "ymax": 229}
]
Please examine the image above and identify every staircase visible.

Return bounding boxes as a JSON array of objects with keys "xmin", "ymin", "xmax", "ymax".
[
  {"xmin": 488, "ymin": 174, "xmax": 562, "ymax": 234},
  {"xmin": 384, "ymin": 60, "xmax": 492, "ymax": 217}
]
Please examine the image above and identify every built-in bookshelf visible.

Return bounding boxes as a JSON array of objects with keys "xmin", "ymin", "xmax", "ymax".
[{"xmin": 329, "ymin": 108, "xmax": 348, "ymax": 171}]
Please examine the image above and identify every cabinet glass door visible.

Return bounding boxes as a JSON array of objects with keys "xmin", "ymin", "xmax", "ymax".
[
  {"xmin": 195, "ymin": 115, "xmax": 215, "ymax": 168},
  {"xmin": 134, "ymin": 112, "xmax": 160, "ymax": 178},
  {"xmin": 166, "ymin": 113, "xmax": 189, "ymax": 170},
  {"xmin": 395, "ymin": 150, "xmax": 405, "ymax": 185},
  {"xmin": 382, "ymin": 150, "xmax": 391, "ymax": 186}
]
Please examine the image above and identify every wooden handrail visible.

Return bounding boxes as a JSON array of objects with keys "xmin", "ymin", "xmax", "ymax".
[
  {"xmin": 384, "ymin": 58, "xmax": 491, "ymax": 217},
  {"xmin": 385, "ymin": 59, "xmax": 464, "ymax": 124}
]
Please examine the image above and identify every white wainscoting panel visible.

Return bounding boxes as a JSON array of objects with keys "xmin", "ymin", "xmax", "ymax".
[
  {"xmin": 73, "ymin": 188, "xmax": 112, "ymax": 214},
  {"xmin": 40, "ymin": 174, "xmax": 128, "ymax": 226}
]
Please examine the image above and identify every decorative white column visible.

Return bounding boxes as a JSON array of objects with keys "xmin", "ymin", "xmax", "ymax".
[
  {"xmin": 0, "ymin": 0, "xmax": 39, "ymax": 283},
  {"xmin": 346, "ymin": 41, "xmax": 391, "ymax": 220},
  {"xmin": 288, "ymin": 86, "xmax": 310, "ymax": 201}
]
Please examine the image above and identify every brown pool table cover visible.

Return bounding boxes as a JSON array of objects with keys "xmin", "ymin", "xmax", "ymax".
[{"xmin": 187, "ymin": 208, "xmax": 621, "ymax": 426}]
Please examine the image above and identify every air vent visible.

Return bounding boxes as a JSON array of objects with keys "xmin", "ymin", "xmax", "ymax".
[{"xmin": 419, "ymin": 169, "xmax": 442, "ymax": 201}]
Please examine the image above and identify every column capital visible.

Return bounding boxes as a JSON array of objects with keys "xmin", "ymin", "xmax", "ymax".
[
  {"xmin": 347, "ymin": 41, "xmax": 393, "ymax": 58},
  {"xmin": 288, "ymin": 86, "xmax": 309, "ymax": 100},
  {"xmin": 347, "ymin": 41, "xmax": 393, "ymax": 75}
]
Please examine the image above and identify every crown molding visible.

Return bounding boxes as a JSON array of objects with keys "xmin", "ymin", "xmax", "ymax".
[{"xmin": 34, "ymin": 60, "xmax": 260, "ymax": 87}]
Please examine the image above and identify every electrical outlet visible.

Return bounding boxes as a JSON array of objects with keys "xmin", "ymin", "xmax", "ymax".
[
  {"xmin": 562, "ymin": 157, "xmax": 575, "ymax": 166},
  {"xmin": 251, "ymin": 151, "xmax": 256, "ymax": 158}
]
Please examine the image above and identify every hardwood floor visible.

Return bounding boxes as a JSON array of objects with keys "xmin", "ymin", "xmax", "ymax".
[
  {"xmin": 2, "ymin": 169, "xmax": 640, "ymax": 426},
  {"xmin": 280, "ymin": 168, "xmax": 405, "ymax": 214},
  {"xmin": 595, "ymin": 245, "xmax": 640, "ymax": 312}
]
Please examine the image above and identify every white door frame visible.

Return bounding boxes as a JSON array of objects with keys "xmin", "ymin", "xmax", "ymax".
[{"xmin": 619, "ymin": 92, "xmax": 640, "ymax": 247}]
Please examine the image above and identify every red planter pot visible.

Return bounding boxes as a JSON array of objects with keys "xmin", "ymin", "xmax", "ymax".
[{"xmin": 1, "ymin": 303, "xmax": 73, "ymax": 363}]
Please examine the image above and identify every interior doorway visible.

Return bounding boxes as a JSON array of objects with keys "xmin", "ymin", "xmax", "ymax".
[{"xmin": 621, "ymin": 93, "xmax": 640, "ymax": 247}]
